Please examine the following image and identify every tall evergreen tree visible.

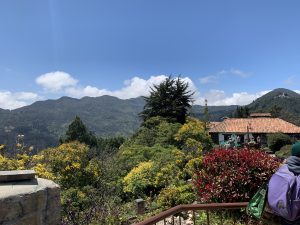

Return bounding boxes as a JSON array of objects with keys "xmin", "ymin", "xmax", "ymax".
[
  {"xmin": 233, "ymin": 106, "xmax": 250, "ymax": 118},
  {"xmin": 140, "ymin": 76, "xmax": 194, "ymax": 124},
  {"xmin": 204, "ymin": 99, "xmax": 210, "ymax": 130},
  {"xmin": 61, "ymin": 116, "xmax": 97, "ymax": 147}
]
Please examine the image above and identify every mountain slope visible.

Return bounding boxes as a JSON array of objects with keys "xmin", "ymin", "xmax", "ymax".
[
  {"xmin": 2, "ymin": 88, "xmax": 300, "ymax": 152},
  {"xmin": 0, "ymin": 96, "xmax": 145, "ymax": 151},
  {"xmin": 247, "ymin": 88, "xmax": 300, "ymax": 125},
  {"xmin": 191, "ymin": 105, "xmax": 237, "ymax": 121}
]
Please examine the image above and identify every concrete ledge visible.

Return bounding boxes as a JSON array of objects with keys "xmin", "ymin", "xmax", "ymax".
[
  {"xmin": 0, "ymin": 170, "xmax": 36, "ymax": 182},
  {"xmin": 0, "ymin": 177, "xmax": 60, "ymax": 225}
]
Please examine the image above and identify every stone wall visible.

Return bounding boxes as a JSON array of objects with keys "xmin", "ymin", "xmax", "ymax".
[{"xmin": 0, "ymin": 178, "xmax": 60, "ymax": 225}]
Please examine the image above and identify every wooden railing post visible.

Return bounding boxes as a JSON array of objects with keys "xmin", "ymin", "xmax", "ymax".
[{"xmin": 135, "ymin": 198, "xmax": 145, "ymax": 215}]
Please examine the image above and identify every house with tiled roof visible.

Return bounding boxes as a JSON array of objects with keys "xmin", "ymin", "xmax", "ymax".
[{"xmin": 209, "ymin": 113, "xmax": 300, "ymax": 146}]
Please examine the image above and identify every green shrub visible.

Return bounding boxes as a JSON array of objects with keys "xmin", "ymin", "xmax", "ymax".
[
  {"xmin": 275, "ymin": 144, "xmax": 292, "ymax": 159},
  {"xmin": 156, "ymin": 184, "xmax": 196, "ymax": 209},
  {"xmin": 123, "ymin": 161, "xmax": 156, "ymax": 197},
  {"xmin": 267, "ymin": 133, "xmax": 292, "ymax": 152}
]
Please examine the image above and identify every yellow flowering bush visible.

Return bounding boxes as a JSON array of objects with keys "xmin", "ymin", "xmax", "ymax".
[
  {"xmin": 175, "ymin": 117, "xmax": 212, "ymax": 153},
  {"xmin": 123, "ymin": 161, "xmax": 155, "ymax": 196},
  {"xmin": 38, "ymin": 141, "xmax": 100, "ymax": 189}
]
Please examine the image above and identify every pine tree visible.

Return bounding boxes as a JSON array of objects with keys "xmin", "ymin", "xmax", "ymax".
[
  {"xmin": 204, "ymin": 99, "xmax": 210, "ymax": 130},
  {"xmin": 62, "ymin": 116, "xmax": 97, "ymax": 147},
  {"xmin": 233, "ymin": 106, "xmax": 250, "ymax": 118},
  {"xmin": 140, "ymin": 77, "xmax": 194, "ymax": 124}
]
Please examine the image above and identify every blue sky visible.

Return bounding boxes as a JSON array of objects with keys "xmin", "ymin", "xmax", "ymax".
[{"xmin": 1, "ymin": 0, "xmax": 300, "ymax": 109}]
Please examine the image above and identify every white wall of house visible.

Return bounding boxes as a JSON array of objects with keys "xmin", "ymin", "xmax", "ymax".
[
  {"xmin": 216, "ymin": 133, "xmax": 256, "ymax": 144},
  {"xmin": 218, "ymin": 133, "xmax": 224, "ymax": 143}
]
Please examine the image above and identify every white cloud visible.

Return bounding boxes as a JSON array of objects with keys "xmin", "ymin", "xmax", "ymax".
[
  {"xmin": 65, "ymin": 75, "xmax": 168, "ymax": 99},
  {"xmin": 229, "ymin": 68, "xmax": 250, "ymax": 78},
  {"xmin": 294, "ymin": 90, "xmax": 300, "ymax": 94},
  {"xmin": 1, "ymin": 70, "xmax": 273, "ymax": 109},
  {"xmin": 65, "ymin": 75, "xmax": 198, "ymax": 100},
  {"xmin": 0, "ymin": 91, "xmax": 41, "ymax": 110},
  {"xmin": 112, "ymin": 75, "xmax": 169, "ymax": 99},
  {"xmin": 36, "ymin": 71, "xmax": 78, "ymax": 92},
  {"xmin": 199, "ymin": 75, "xmax": 218, "ymax": 84},
  {"xmin": 14, "ymin": 92, "xmax": 40, "ymax": 101},
  {"xmin": 35, "ymin": 71, "xmax": 265, "ymax": 106},
  {"xmin": 199, "ymin": 68, "xmax": 251, "ymax": 84},
  {"xmin": 202, "ymin": 90, "xmax": 271, "ymax": 106},
  {"xmin": 284, "ymin": 76, "xmax": 296, "ymax": 85}
]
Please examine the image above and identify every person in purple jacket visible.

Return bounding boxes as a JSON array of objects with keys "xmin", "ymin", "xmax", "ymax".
[{"xmin": 281, "ymin": 142, "xmax": 300, "ymax": 225}]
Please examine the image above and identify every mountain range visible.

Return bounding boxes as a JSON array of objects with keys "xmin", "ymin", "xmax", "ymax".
[{"xmin": 0, "ymin": 88, "xmax": 299, "ymax": 151}]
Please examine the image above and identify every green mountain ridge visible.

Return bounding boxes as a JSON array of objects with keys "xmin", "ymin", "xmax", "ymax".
[
  {"xmin": 0, "ymin": 95, "xmax": 145, "ymax": 151},
  {"xmin": 1, "ymin": 88, "xmax": 299, "ymax": 151},
  {"xmin": 247, "ymin": 88, "xmax": 300, "ymax": 124}
]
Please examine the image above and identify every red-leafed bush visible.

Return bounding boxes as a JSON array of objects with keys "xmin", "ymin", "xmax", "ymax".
[{"xmin": 194, "ymin": 148, "xmax": 281, "ymax": 203}]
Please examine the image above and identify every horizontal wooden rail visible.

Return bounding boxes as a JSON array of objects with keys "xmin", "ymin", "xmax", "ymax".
[{"xmin": 133, "ymin": 202, "xmax": 248, "ymax": 225}]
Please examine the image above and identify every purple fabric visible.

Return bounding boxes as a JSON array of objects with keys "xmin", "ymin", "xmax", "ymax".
[{"xmin": 268, "ymin": 164, "xmax": 300, "ymax": 221}]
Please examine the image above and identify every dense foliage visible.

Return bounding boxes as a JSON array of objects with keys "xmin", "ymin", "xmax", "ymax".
[
  {"xmin": 1, "ymin": 112, "xmax": 214, "ymax": 224},
  {"xmin": 2, "ymin": 88, "xmax": 300, "ymax": 152},
  {"xmin": 247, "ymin": 88, "xmax": 300, "ymax": 125},
  {"xmin": 60, "ymin": 116, "xmax": 97, "ymax": 147},
  {"xmin": 0, "ymin": 96, "xmax": 144, "ymax": 152},
  {"xmin": 3, "ymin": 88, "xmax": 298, "ymax": 224},
  {"xmin": 0, "ymin": 139, "xmax": 124, "ymax": 225},
  {"xmin": 175, "ymin": 117, "xmax": 213, "ymax": 153},
  {"xmin": 194, "ymin": 148, "xmax": 281, "ymax": 203},
  {"xmin": 275, "ymin": 144, "xmax": 292, "ymax": 159},
  {"xmin": 232, "ymin": 106, "xmax": 250, "ymax": 118},
  {"xmin": 156, "ymin": 184, "xmax": 195, "ymax": 209},
  {"xmin": 140, "ymin": 77, "xmax": 194, "ymax": 124},
  {"xmin": 267, "ymin": 133, "xmax": 292, "ymax": 152}
]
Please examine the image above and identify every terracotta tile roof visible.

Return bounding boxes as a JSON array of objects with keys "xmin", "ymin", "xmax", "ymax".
[
  {"xmin": 209, "ymin": 118, "xmax": 300, "ymax": 134},
  {"xmin": 250, "ymin": 113, "xmax": 272, "ymax": 117},
  {"xmin": 208, "ymin": 122, "xmax": 221, "ymax": 128}
]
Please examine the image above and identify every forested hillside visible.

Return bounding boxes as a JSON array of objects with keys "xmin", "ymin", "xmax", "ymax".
[
  {"xmin": 0, "ymin": 95, "xmax": 236, "ymax": 151},
  {"xmin": 0, "ymin": 77, "xmax": 280, "ymax": 224},
  {"xmin": 0, "ymin": 96, "xmax": 144, "ymax": 151},
  {"xmin": 247, "ymin": 88, "xmax": 300, "ymax": 125},
  {"xmin": 2, "ymin": 88, "xmax": 300, "ymax": 151}
]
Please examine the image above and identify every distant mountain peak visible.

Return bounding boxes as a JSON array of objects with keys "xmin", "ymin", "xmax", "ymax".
[
  {"xmin": 276, "ymin": 92, "xmax": 289, "ymax": 99},
  {"xmin": 271, "ymin": 88, "xmax": 300, "ymax": 98},
  {"xmin": 246, "ymin": 88, "xmax": 300, "ymax": 126}
]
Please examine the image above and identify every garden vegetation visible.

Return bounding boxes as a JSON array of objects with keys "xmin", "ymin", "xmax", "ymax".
[{"xmin": 0, "ymin": 77, "xmax": 283, "ymax": 224}]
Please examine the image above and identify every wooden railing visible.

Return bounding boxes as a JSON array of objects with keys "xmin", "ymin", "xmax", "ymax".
[{"xmin": 133, "ymin": 202, "xmax": 249, "ymax": 225}]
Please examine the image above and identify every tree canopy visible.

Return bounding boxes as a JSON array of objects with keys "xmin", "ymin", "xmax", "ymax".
[
  {"xmin": 61, "ymin": 116, "xmax": 97, "ymax": 147},
  {"xmin": 140, "ymin": 76, "xmax": 194, "ymax": 124},
  {"xmin": 232, "ymin": 106, "xmax": 250, "ymax": 118}
]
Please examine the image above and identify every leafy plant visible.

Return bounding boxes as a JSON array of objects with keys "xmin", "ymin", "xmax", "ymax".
[
  {"xmin": 123, "ymin": 161, "xmax": 156, "ymax": 197},
  {"xmin": 267, "ymin": 133, "xmax": 292, "ymax": 152},
  {"xmin": 175, "ymin": 117, "xmax": 213, "ymax": 153},
  {"xmin": 128, "ymin": 116, "xmax": 181, "ymax": 147},
  {"xmin": 156, "ymin": 184, "xmax": 196, "ymax": 209},
  {"xmin": 275, "ymin": 144, "xmax": 292, "ymax": 159},
  {"xmin": 193, "ymin": 148, "xmax": 281, "ymax": 203}
]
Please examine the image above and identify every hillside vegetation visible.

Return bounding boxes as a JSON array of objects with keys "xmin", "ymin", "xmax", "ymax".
[
  {"xmin": 0, "ymin": 77, "xmax": 283, "ymax": 224},
  {"xmin": 0, "ymin": 96, "xmax": 236, "ymax": 151},
  {"xmin": 247, "ymin": 88, "xmax": 300, "ymax": 125},
  {"xmin": 1, "ymin": 88, "xmax": 300, "ymax": 151},
  {"xmin": 0, "ymin": 96, "xmax": 144, "ymax": 151}
]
